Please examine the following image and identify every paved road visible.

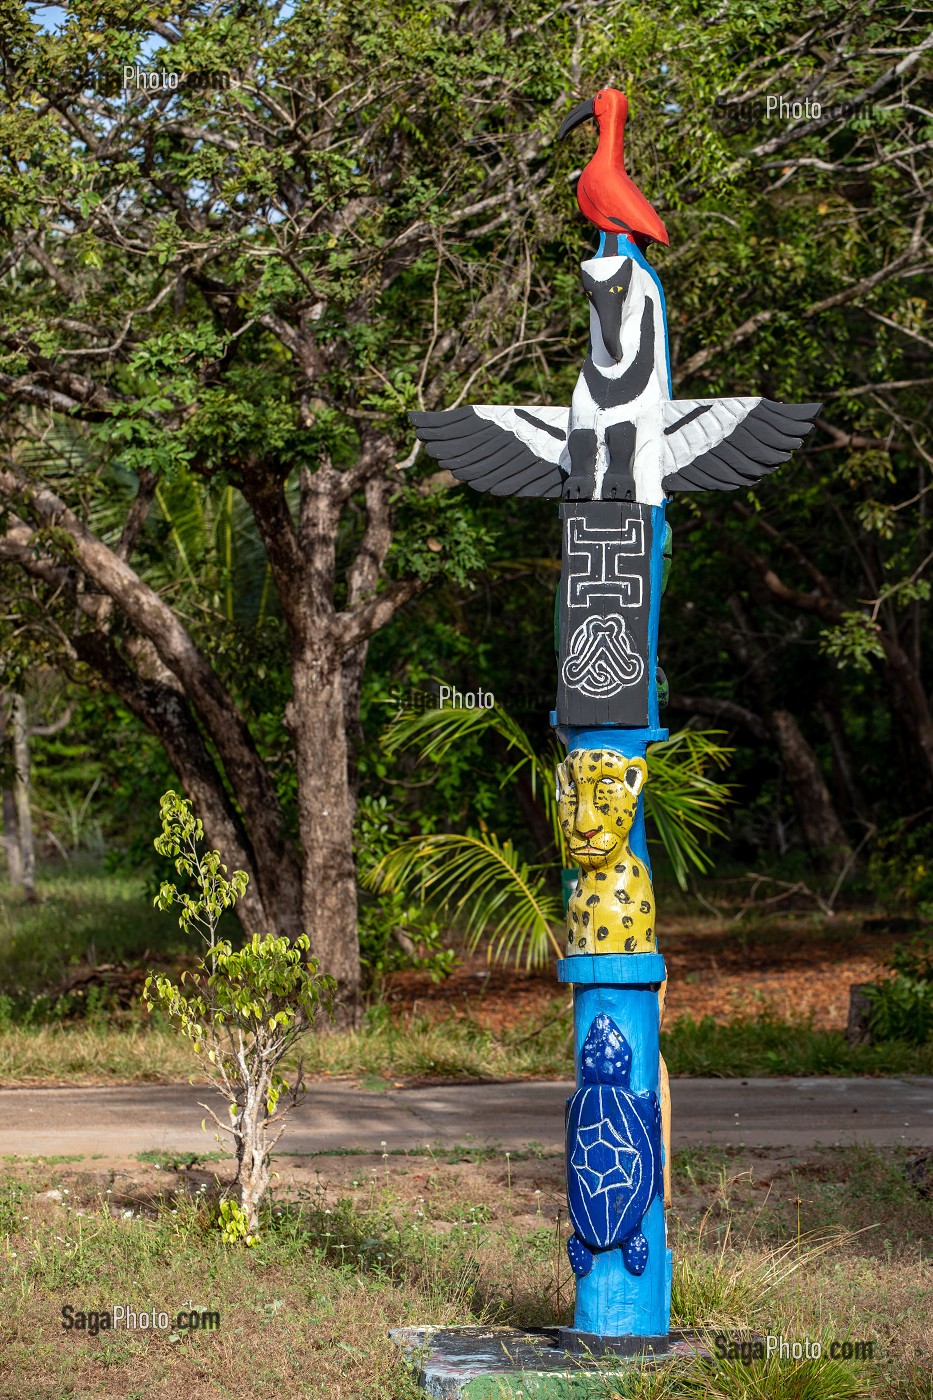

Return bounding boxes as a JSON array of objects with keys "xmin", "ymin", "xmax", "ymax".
[{"xmin": 0, "ymin": 1078, "xmax": 930, "ymax": 1157}]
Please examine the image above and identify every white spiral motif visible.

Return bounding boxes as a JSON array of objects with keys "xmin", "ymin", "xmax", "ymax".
[{"xmin": 562, "ymin": 615, "xmax": 644, "ymax": 697}]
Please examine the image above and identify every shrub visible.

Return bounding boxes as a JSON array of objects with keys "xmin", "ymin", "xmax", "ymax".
[
  {"xmin": 144, "ymin": 791, "xmax": 335, "ymax": 1235},
  {"xmin": 863, "ymin": 937, "xmax": 932, "ymax": 1045}
]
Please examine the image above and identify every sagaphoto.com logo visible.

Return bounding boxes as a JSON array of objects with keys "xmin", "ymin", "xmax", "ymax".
[
  {"xmin": 122, "ymin": 65, "xmax": 231, "ymax": 92},
  {"xmin": 712, "ymin": 94, "xmax": 877, "ymax": 130},
  {"xmin": 714, "ymin": 1334, "xmax": 875, "ymax": 1363},
  {"xmin": 61, "ymin": 1303, "xmax": 220, "ymax": 1338},
  {"xmin": 91, "ymin": 65, "xmax": 234, "ymax": 96}
]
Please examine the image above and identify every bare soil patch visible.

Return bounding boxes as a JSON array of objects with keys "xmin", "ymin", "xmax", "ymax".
[{"xmin": 383, "ymin": 911, "xmax": 894, "ymax": 1033}]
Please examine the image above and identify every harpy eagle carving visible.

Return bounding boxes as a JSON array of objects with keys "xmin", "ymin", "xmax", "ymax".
[{"xmin": 410, "ymin": 89, "xmax": 820, "ymax": 503}]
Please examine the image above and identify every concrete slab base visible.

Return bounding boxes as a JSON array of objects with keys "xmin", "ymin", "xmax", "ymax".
[{"xmin": 390, "ymin": 1324, "xmax": 711, "ymax": 1397}]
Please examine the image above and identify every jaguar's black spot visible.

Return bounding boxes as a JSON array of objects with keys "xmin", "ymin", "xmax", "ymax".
[
  {"xmin": 640, "ymin": 900, "xmax": 651, "ymax": 914},
  {"xmin": 621, "ymin": 916, "xmax": 633, "ymax": 929},
  {"xmin": 616, "ymin": 817, "xmax": 623, "ymax": 826},
  {"xmin": 632, "ymin": 864, "xmax": 640, "ymax": 877},
  {"xmin": 624, "ymin": 936, "xmax": 636, "ymax": 951},
  {"xmin": 645, "ymin": 927, "xmax": 654, "ymax": 942},
  {"xmin": 615, "ymin": 864, "xmax": 626, "ymax": 874},
  {"xmin": 596, "ymin": 925, "xmax": 609, "ymax": 941},
  {"xmin": 582, "ymin": 911, "xmax": 590, "ymax": 927},
  {"xmin": 572, "ymin": 910, "xmax": 579, "ymax": 923},
  {"xmin": 598, "ymin": 804, "xmax": 610, "ymax": 815},
  {"xmin": 595, "ymin": 872, "xmax": 607, "ymax": 881},
  {"xmin": 616, "ymin": 890, "xmax": 632, "ymax": 904},
  {"xmin": 586, "ymin": 894, "xmax": 600, "ymax": 907}
]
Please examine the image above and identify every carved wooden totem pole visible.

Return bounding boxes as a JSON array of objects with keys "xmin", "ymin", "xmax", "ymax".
[{"xmin": 411, "ymin": 88, "xmax": 820, "ymax": 1357}]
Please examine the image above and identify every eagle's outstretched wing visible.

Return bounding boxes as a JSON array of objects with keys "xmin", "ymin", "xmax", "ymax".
[
  {"xmin": 660, "ymin": 398, "xmax": 821, "ymax": 493},
  {"xmin": 410, "ymin": 405, "xmax": 570, "ymax": 498}
]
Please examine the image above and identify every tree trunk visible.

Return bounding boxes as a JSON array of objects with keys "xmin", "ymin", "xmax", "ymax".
[
  {"xmin": 879, "ymin": 633, "xmax": 933, "ymax": 804},
  {"xmin": 235, "ymin": 1086, "xmax": 272, "ymax": 1236},
  {"xmin": 735, "ymin": 534, "xmax": 933, "ymax": 800},
  {"xmin": 0, "ymin": 702, "xmax": 23, "ymax": 887},
  {"xmin": 10, "ymin": 695, "xmax": 36, "ymax": 901},
  {"xmin": 671, "ymin": 691, "xmax": 852, "ymax": 870},
  {"xmin": 815, "ymin": 691, "xmax": 873, "ymax": 829},
  {"xmin": 0, "ymin": 472, "xmax": 302, "ymax": 920},
  {"xmin": 1, "ymin": 787, "xmax": 21, "ymax": 886},
  {"xmin": 768, "ymin": 709, "xmax": 852, "ymax": 871},
  {"xmin": 719, "ymin": 596, "xmax": 852, "ymax": 870},
  {"xmin": 289, "ymin": 652, "xmax": 362, "ymax": 1025}
]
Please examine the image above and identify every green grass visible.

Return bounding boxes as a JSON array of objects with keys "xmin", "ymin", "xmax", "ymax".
[
  {"xmin": 0, "ymin": 861, "xmax": 181, "ymax": 1005},
  {"xmin": 1, "ymin": 1004, "xmax": 931, "ymax": 1085},
  {"xmin": 0, "ymin": 1143, "xmax": 927, "ymax": 1398},
  {"xmin": 661, "ymin": 1012, "xmax": 933, "ymax": 1077}
]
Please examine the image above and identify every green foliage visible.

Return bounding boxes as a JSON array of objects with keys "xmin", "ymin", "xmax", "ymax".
[
  {"xmin": 152, "ymin": 792, "xmax": 249, "ymax": 949},
  {"xmin": 217, "ymin": 1198, "xmax": 258, "ymax": 1247},
  {"xmin": 146, "ymin": 792, "xmax": 334, "ymax": 1077},
  {"xmin": 862, "ymin": 938, "xmax": 933, "ymax": 1046},
  {"xmin": 867, "ymin": 820, "xmax": 933, "ymax": 918},
  {"xmin": 369, "ymin": 702, "xmax": 732, "ymax": 967},
  {"xmin": 144, "ymin": 791, "xmax": 335, "ymax": 1231},
  {"xmin": 353, "ymin": 796, "xmax": 456, "ymax": 982},
  {"xmin": 643, "ymin": 730, "xmax": 734, "ymax": 887},
  {"xmin": 0, "ymin": 0, "xmax": 930, "ymax": 925},
  {"xmin": 371, "ymin": 828, "xmax": 565, "ymax": 969}
]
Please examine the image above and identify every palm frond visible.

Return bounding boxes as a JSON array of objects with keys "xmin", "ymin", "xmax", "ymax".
[
  {"xmin": 383, "ymin": 699, "xmax": 572, "ymax": 865},
  {"xmin": 645, "ymin": 729, "xmax": 733, "ymax": 888},
  {"xmin": 382, "ymin": 699, "xmax": 533, "ymax": 766},
  {"xmin": 375, "ymin": 703, "xmax": 733, "ymax": 965},
  {"xmin": 367, "ymin": 830, "xmax": 564, "ymax": 968}
]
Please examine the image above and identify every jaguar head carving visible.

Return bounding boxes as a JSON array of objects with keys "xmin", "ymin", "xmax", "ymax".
[{"xmin": 557, "ymin": 748, "xmax": 647, "ymax": 870}]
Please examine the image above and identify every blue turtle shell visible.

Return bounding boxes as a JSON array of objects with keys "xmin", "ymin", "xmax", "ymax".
[{"xmin": 565, "ymin": 1014, "xmax": 662, "ymax": 1251}]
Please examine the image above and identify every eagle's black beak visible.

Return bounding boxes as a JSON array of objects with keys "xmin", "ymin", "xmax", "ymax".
[{"xmin": 558, "ymin": 97, "xmax": 596, "ymax": 141}]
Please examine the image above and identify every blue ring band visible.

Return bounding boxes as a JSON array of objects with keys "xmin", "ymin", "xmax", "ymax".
[{"xmin": 557, "ymin": 952, "xmax": 667, "ymax": 985}]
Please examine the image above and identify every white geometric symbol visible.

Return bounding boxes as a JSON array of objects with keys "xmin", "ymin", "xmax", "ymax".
[
  {"xmin": 565, "ymin": 515, "xmax": 644, "ymax": 611},
  {"xmin": 571, "ymin": 1117, "xmax": 640, "ymax": 1197},
  {"xmin": 561, "ymin": 615, "xmax": 644, "ymax": 697}
]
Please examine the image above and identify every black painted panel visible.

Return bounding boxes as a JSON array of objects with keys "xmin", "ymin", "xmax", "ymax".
[{"xmin": 556, "ymin": 502, "xmax": 652, "ymax": 727}]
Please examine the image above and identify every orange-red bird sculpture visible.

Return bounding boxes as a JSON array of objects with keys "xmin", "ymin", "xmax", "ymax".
[{"xmin": 559, "ymin": 88, "xmax": 669, "ymax": 250}]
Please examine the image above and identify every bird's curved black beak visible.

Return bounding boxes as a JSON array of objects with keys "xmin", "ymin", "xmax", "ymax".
[{"xmin": 559, "ymin": 97, "xmax": 595, "ymax": 141}]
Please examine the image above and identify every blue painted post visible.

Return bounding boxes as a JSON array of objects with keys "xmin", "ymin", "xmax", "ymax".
[
  {"xmin": 559, "ymin": 953, "xmax": 671, "ymax": 1343},
  {"xmin": 554, "ymin": 718, "xmax": 672, "ymax": 1350},
  {"xmin": 409, "ymin": 81, "xmax": 821, "ymax": 1364}
]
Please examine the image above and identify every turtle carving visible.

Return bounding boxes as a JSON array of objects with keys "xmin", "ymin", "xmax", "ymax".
[{"xmin": 565, "ymin": 1013, "xmax": 662, "ymax": 1279}]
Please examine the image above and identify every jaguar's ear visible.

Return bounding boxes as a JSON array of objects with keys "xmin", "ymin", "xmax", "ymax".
[
  {"xmin": 556, "ymin": 756, "xmax": 573, "ymax": 801},
  {"xmin": 622, "ymin": 758, "xmax": 647, "ymax": 797}
]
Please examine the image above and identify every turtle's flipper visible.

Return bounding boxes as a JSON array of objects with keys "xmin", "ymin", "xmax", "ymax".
[
  {"xmin": 567, "ymin": 1233, "xmax": 595, "ymax": 1278},
  {"xmin": 622, "ymin": 1229, "xmax": 649, "ymax": 1276}
]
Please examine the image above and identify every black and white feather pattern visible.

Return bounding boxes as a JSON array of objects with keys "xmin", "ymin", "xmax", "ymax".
[
  {"xmin": 409, "ymin": 404, "xmax": 570, "ymax": 498},
  {"xmin": 660, "ymin": 397, "xmax": 821, "ymax": 493},
  {"xmin": 410, "ymin": 247, "xmax": 820, "ymax": 502}
]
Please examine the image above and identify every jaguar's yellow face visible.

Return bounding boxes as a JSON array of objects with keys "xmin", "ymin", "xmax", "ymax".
[{"xmin": 557, "ymin": 749, "xmax": 647, "ymax": 871}]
